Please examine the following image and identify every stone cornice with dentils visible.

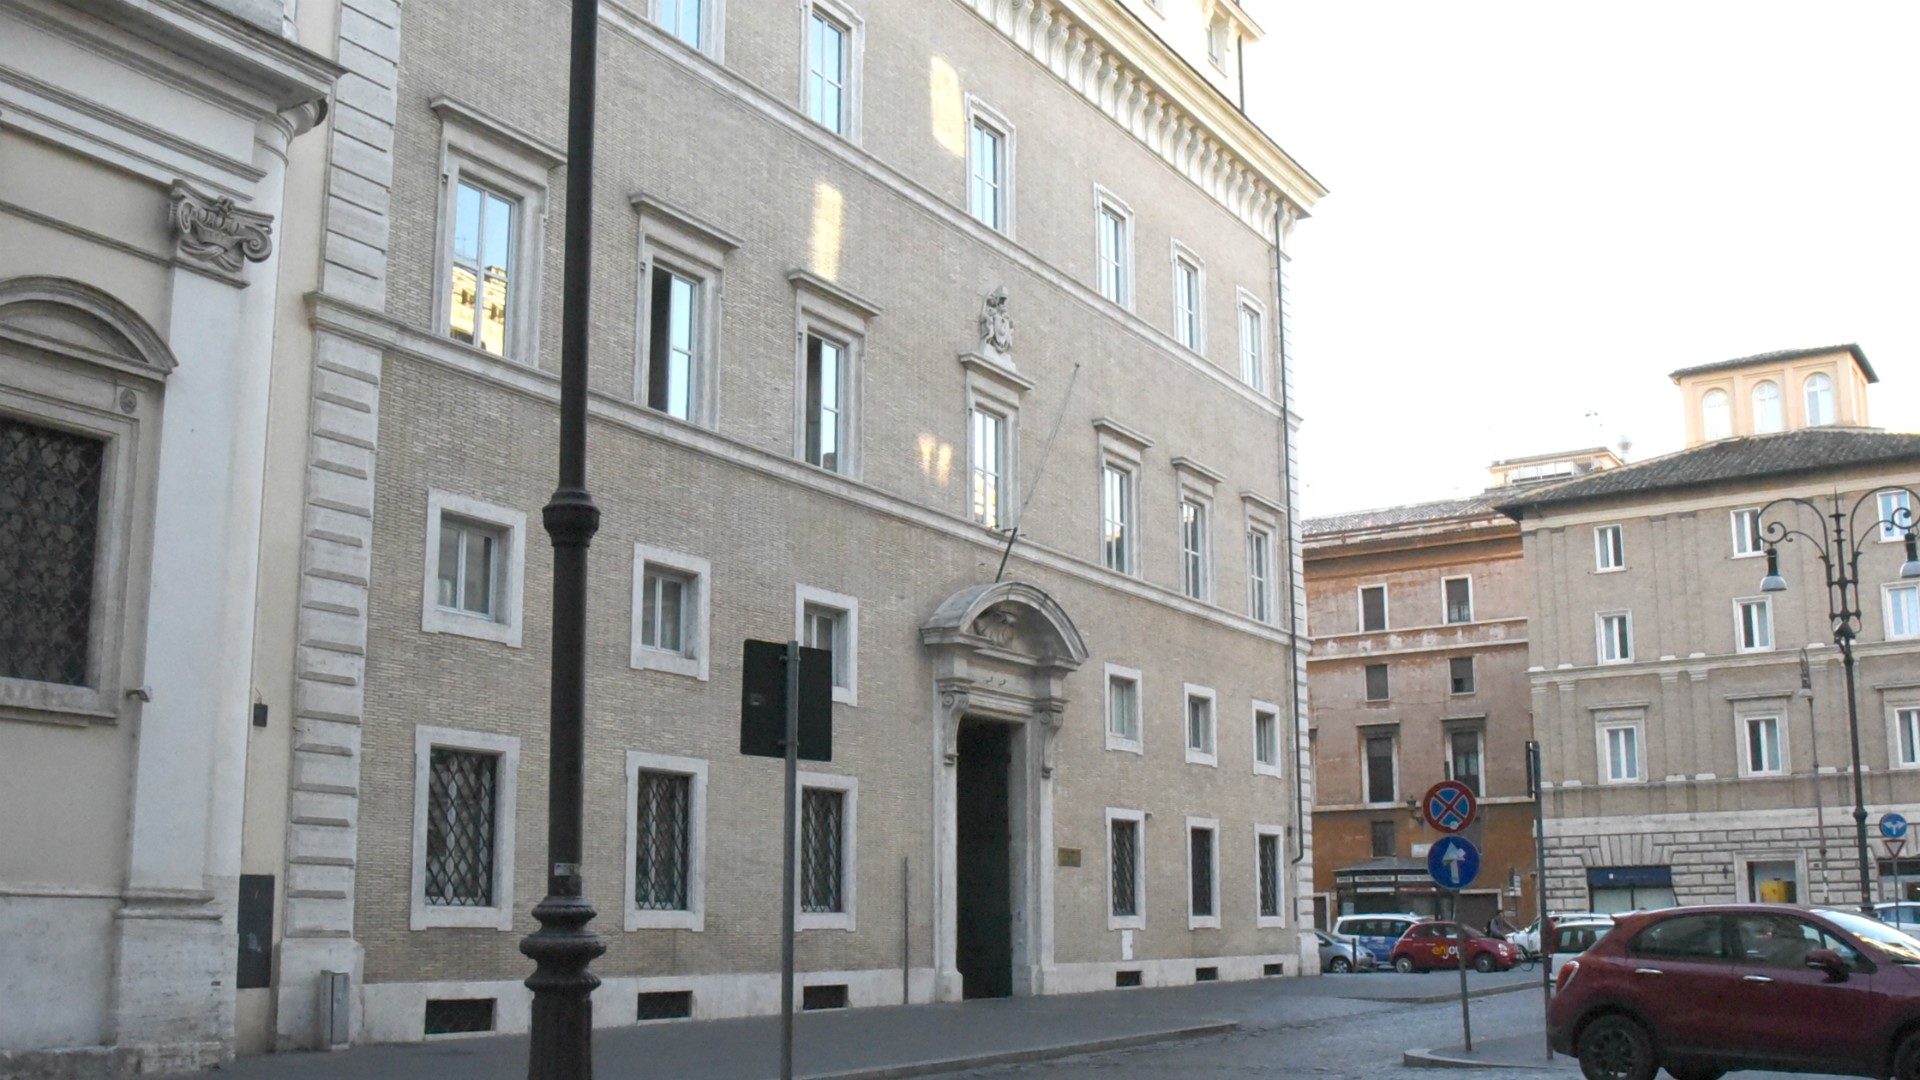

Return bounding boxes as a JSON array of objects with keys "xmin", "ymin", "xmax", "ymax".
[{"xmin": 956, "ymin": 0, "xmax": 1327, "ymax": 236}]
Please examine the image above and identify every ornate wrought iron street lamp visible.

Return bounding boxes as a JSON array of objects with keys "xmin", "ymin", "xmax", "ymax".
[
  {"xmin": 1758, "ymin": 488, "xmax": 1920, "ymax": 914},
  {"xmin": 522, "ymin": 0, "xmax": 605, "ymax": 1075}
]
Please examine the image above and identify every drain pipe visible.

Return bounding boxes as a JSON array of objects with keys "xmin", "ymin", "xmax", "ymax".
[{"xmin": 1270, "ymin": 205, "xmax": 1308, "ymax": 875}]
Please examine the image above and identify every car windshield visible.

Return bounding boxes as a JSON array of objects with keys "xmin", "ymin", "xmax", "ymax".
[{"xmin": 1820, "ymin": 909, "xmax": 1920, "ymax": 965}]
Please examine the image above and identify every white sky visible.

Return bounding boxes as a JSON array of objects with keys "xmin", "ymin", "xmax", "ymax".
[{"xmin": 1244, "ymin": 1, "xmax": 1920, "ymax": 517}]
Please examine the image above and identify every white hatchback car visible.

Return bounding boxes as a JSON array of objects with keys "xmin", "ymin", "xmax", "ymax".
[{"xmin": 1507, "ymin": 911, "xmax": 1612, "ymax": 957}]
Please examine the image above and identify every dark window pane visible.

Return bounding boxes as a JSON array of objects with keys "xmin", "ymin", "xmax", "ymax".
[
  {"xmin": 1370, "ymin": 819, "xmax": 1396, "ymax": 857},
  {"xmin": 0, "ymin": 416, "xmax": 104, "ymax": 685},
  {"xmin": 1365, "ymin": 663, "xmax": 1389, "ymax": 701},
  {"xmin": 425, "ymin": 749, "xmax": 497, "ymax": 906},
  {"xmin": 1366, "ymin": 736, "xmax": 1396, "ymax": 803},
  {"xmin": 1450, "ymin": 656, "xmax": 1475, "ymax": 694},
  {"xmin": 635, "ymin": 771, "xmax": 692, "ymax": 910},
  {"xmin": 1629, "ymin": 914, "xmax": 1727, "ymax": 960},
  {"xmin": 1189, "ymin": 828, "xmax": 1215, "ymax": 917},
  {"xmin": 1361, "ymin": 586, "xmax": 1386, "ymax": 631},
  {"xmin": 1258, "ymin": 834, "xmax": 1281, "ymax": 918},
  {"xmin": 1111, "ymin": 819, "xmax": 1138, "ymax": 917},
  {"xmin": 1445, "ymin": 579, "xmax": 1472, "ymax": 623}
]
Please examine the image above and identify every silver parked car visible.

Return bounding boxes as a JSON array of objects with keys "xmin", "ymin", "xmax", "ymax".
[{"xmin": 1314, "ymin": 929, "xmax": 1377, "ymax": 973}]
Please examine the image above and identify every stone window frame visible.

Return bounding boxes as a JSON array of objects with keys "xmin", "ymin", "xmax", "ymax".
[
  {"xmin": 1444, "ymin": 721, "xmax": 1486, "ymax": 796},
  {"xmin": 629, "ymin": 542, "xmax": 711, "ymax": 680},
  {"xmin": 1594, "ymin": 523, "xmax": 1626, "ymax": 573},
  {"xmin": 1363, "ymin": 662, "xmax": 1390, "ymax": 702},
  {"xmin": 1360, "ymin": 723, "xmax": 1399, "ymax": 806},
  {"xmin": 1251, "ymin": 698, "xmax": 1283, "ymax": 778},
  {"xmin": 1104, "ymin": 662, "xmax": 1144, "ymax": 754},
  {"xmin": 1236, "ymin": 289, "xmax": 1267, "ymax": 392},
  {"xmin": 420, "ymin": 490, "xmax": 528, "ymax": 647},
  {"xmin": 1734, "ymin": 850, "xmax": 1809, "ymax": 904},
  {"xmin": 964, "ymin": 94, "xmax": 1015, "ymax": 236},
  {"xmin": 1596, "ymin": 715, "xmax": 1645, "ymax": 786},
  {"xmin": 624, "ymin": 750, "xmax": 709, "ymax": 931},
  {"xmin": 1185, "ymin": 815, "xmax": 1221, "ymax": 930},
  {"xmin": 1733, "ymin": 595, "xmax": 1775, "ymax": 655},
  {"xmin": 1172, "ymin": 456, "xmax": 1221, "ymax": 603},
  {"xmin": 794, "ymin": 583, "xmax": 859, "ymax": 705},
  {"xmin": 1092, "ymin": 184, "xmax": 1136, "ymax": 311},
  {"xmin": 631, "ymin": 194, "xmax": 740, "ymax": 430},
  {"xmin": 1105, "ymin": 806, "xmax": 1147, "ymax": 930},
  {"xmin": 1442, "ymin": 574, "xmax": 1474, "ymax": 624},
  {"xmin": 1253, "ymin": 822, "xmax": 1287, "ymax": 928},
  {"xmin": 794, "ymin": 769, "xmax": 858, "ymax": 931},
  {"xmin": 650, "ymin": 0, "xmax": 727, "ymax": 60},
  {"xmin": 1886, "ymin": 699, "xmax": 1920, "ymax": 770},
  {"xmin": 789, "ymin": 270, "xmax": 880, "ymax": 480},
  {"xmin": 961, "ymin": 357, "xmax": 1029, "ymax": 532},
  {"xmin": 1358, "ymin": 582, "xmax": 1389, "ymax": 632},
  {"xmin": 1093, "ymin": 417, "xmax": 1153, "ymax": 577},
  {"xmin": 1183, "ymin": 682, "xmax": 1218, "ymax": 767},
  {"xmin": 1883, "ymin": 582, "xmax": 1919, "ymax": 641},
  {"xmin": 1735, "ymin": 709, "xmax": 1789, "ymax": 779},
  {"xmin": 1169, "ymin": 241, "xmax": 1206, "ymax": 354},
  {"xmin": 410, "ymin": 725, "xmax": 521, "ymax": 930},
  {"xmin": 428, "ymin": 98, "xmax": 564, "ymax": 365},
  {"xmin": 0, "ymin": 283, "xmax": 169, "ymax": 726},
  {"xmin": 799, "ymin": 0, "xmax": 865, "ymax": 143},
  {"xmin": 1878, "ymin": 489, "xmax": 1914, "ymax": 544},
  {"xmin": 1731, "ymin": 507, "xmax": 1765, "ymax": 558},
  {"xmin": 1596, "ymin": 610, "xmax": 1634, "ymax": 665}
]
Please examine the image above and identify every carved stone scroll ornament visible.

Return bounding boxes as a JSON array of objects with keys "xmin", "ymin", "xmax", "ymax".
[
  {"xmin": 979, "ymin": 286, "xmax": 1014, "ymax": 356},
  {"xmin": 938, "ymin": 684, "xmax": 972, "ymax": 766},
  {"xmin": 1035, "ymin": 700, "xmax": 1066, "ymax": 778},
  {"xmin": 168, "ymin": 181, "xmax": 274, "ymax": 273}
]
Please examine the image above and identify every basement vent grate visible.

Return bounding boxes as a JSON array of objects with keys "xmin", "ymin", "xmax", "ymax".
[
  {"xmin": 802, "ymin": 984, "xmax": 849, "ymax": 1010},
  {"xmin": 637, "ymin": 990, "xmax": 694, "ymax": 1022},
  {"xmin": 1263, "ymin": 962, "xmax": 1285, "ymax": 977},
  {"xmin": 424, "ymin": 998, "xmax": 495, "ymax": 1036},
  {"xmin": 1115, "ymin": 970, "xmax": 1143, "ymax": 988},
  {"xmin": 1195, "ymin": 966, "xmax": 1219, "ymax": 982}
]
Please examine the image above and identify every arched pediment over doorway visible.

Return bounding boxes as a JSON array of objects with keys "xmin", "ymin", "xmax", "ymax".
[
  {"xmin": 919, "ymin": 580, "xmax": 1089, "ymax": 668},
  {"xmin": 0, "ymin": 276, "xmax": 178, "ymax": 380}
]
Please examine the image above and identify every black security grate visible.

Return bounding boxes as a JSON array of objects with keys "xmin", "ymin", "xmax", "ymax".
[
  {"xmin": 801, "ymin": 788, "xmax": 844, "ymax": 914},
  {"xmin": 0, "ymin": 416, "xmax": 104, "ymax": 686},
  {"xmin": 1195, "ymin": 966, "xmax": 1219, "ymax": 982},
  {"xmin": 635, "ymin": 771, "xmax": 691, "ymax": 910},
  {"xmin": 802, "ymin": 984, "xmax": 848, "ymax": 1010},
  {"xmin": 1190, "ymin": 828, "xmax": 1215, "ymax": 918},
  {"xmin": 1110, "ymin": 820, "xmax": 1138, "ymax": 917},
  {"xmin": 424, "ymin": 998, "xmax": 495, "ymax": 1035},
  {"xmin": 425, "ymin": 748, "xmax": 497, "ymax": 906},
  {"xmin": 1114, "ymin": 970, "xmax": 1142, "ymax": 988},
  {"xmin": 636, "ymin": 990, "xmax": 693, "ymax": 1021},
  {"xmin": 1258, "ymin": 834, "xmax": 1281, "ymax": 918}
]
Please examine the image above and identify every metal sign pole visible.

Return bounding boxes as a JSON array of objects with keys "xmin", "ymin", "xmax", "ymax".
[
  {"xmin": 1455, "ymin": 897, "xmax": 1472, "ymax": 1053},
  {"xmin": 780, "ymin": 640, "xmax": 801, "ymax": 1080}
]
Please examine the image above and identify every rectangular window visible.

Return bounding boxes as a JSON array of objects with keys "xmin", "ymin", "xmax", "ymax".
[
  {"xmin": 448, "ymin": 181, "xmax": 516, "ymax": 357},
  {"xmin": 1598, "ymin": 612, "xmax": 1633, "ymax": 663},
  {"xmin": 1449, "ymin": 729, "xmax": 1483, "ymax": 796},
  {"xmin": 1360, "ymin": 584, "xmax": 1387, "ymax": 632},
  {"xmin": 1449, "ymin": 656, "xmax": 1475, "ymax": 695},
  {"xmin": 806, "ymin": 10, "xmax": 849, "ymax": 134},
  {"xmin": 800, "ymin": 787, "xmax": 846, "ymax": 913},
  {"xmin": 1186, "ymin": 690, "xmax": 1216, "ymax": 761},
  {"xmin": 1106, "ymin": 669, "xmax": 1141, "ymax": 747},
  {"xmin": 802, "ymin": 334, "xmax": 845, "ymax": 472},
  {"xmin": 1247, "ymin": 529, "xmax": 1274, "ymax": 622},
  {"xmin": 1365, "ymin": 734, "xmax": 1396, "ymax": 803},
  {"xmin": 656, "ymin": 0, "xmax": 702, "ymax": 47},
  {"xmin": 1096, "ymin": 200, "xmax": 1130, "ymax": 305},
  {"xmin": 1444, "ymin": 576, "xmax": 1473, "ymax": 624},
  {"xmin": 1603, "ymin": 724, "xmax": 1641, "ymax": 783},
  {"xmin": 634, "ymin": 770, "xmax": 692, "ymax": 911},
  {"xmin": 1732, "ymin": 508, "xmax": 1764, "ymax": 557},
  {"xmin": 1364, "ymin": 662, "xmax": 1389, "ymax": 702},
  {"xmin": 1595, "ymin": 524, "xmax": 1625, "ymax": 571},
  {"xmin": 968, "ymin": 118, "xmax": 1005, "ymax": 231},
  {"xmin": 1189, "ymin": 825, "xmax": 1216, "ymax": 920},
  {"xmin": 1881, "ymin": 490, "xmax": 1914, "ymax": 543},
  {"xmin": 1257, "ymin": 832, "xmax": 1282, "ymax": 920},
  {"xmin": 645, "ymin": 267, "xmax": 700, "ymax": 420},
  {"xmin": 1238, "ymin": 302, "xmax": 1264, "ymax": 390},
  {"xmin": 424, "ymin": 748, "xmax": 498, "ymax": 907},
  {"xmin": 1101, "ymin": 464, "xmax": 1134, "ymax": 574},
  {"xmin": 795, "ymin": 584, "xmax": 860, "ymax": 703},
  {"xmin": 0, "ymin": 416, "xmax": 103, "ymax": 687},
  {"xmin": 1173, "ymin": 254, "xmax": 1202, "ymax": 350},
  {"xmin": 1110, "ymin": 817, "xmax": 1140, "ymax": 920},
  {"xmin": 1736, "ymin": 597, "xmax": 1774, "ymax": 653},
  {"xmin": 969, "ymin": 408, "xmax": 1006, "ymax": 528},
  {"xmin": 1253, "ymin": 708, "xmax": 1280, "ymax": 769},
  {"xmin": 1890, "ymin": 584, "xmax": 1920, "ymax": 640},
  {"xmin": 1897, "ymin": 708, "xmax": 1920, "ymax": 768},
  {"xmin": 803, "ymin": 603, "xmax": 848, "ymax": 690},
  {"xmin": 1370, "ymin": 819, "xmax": 1395, "ymax": 858},
  {"xmin": 1745, "ymin": 715, "xmax": 1783, "ymax": 775},
  {"xmin": 639, "ymin": 564, "xmax": 691, "ymax": 655},
  {"xmin": 1180, "ymin": 499, "xmax": 1209, "ymax": 600},
  {"xmin": 437, "ymin": 516, "xmax": 503, "ymax": 619}
]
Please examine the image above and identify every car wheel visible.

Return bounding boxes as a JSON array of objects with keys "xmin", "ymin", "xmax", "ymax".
[
  {"xmin": 1578, "ymin": 1014, "xmax": 1657, "ymax": 1080},
  {"xmin": 1894, "ymin": 1031, "xmax": 1920, "ymax": 1080},
  {"xmin": 1663, "ymin": 1067, "xmax": 1725, "ymax": 1080},
  {"xmin": 1393, "ymin": 956, "xmax": 1416, "ymax": 974},
  {"xmin": 1329, "ymin": 956, "xmax": 1351, "ymax": 973},
  {"xmin": 1473, "ymin": 953, "xmax": 1496, "ymax": 973}
]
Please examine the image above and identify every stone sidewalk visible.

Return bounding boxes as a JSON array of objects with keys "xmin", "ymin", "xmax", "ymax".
[{"xmin": 200, "ymin": 969, "xmax": 1541, "ymax": 1079}]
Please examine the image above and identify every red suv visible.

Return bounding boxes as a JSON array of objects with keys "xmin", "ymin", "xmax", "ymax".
[
  {"xmin": 1548, "ymin": 904, "xmax": 1920, "ymax": 1080},
  {"xmin": 1388, "ymin": 920, "xmax": 1517, "ymax": 973}
]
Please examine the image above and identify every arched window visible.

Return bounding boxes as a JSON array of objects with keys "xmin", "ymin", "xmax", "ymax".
[
  {"xmin": 1804, "ymin": 373, "xmax": 1835, "ymax": 426},
  {"xmin": 1702, "ymin": 389, "xmax": 1732, "ymax": 441},
  {"xmin": 1752, "ymin": 381, "xmax": 1782, "ymax": 434}
]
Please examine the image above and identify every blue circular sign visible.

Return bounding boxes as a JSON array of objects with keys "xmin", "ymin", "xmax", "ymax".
[
  {"xmin": 1882, "ymin": 813, "xmax": 1909, "ymax": 840},
  {"xmin": 1428, "ymin": 835, "xmax": 1481, "ymax": 892}
]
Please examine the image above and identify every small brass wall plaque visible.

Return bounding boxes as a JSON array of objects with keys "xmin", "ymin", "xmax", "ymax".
[{"xmin": 1057, "ymin": 847, "xmax": 1082, "ymax": 867}]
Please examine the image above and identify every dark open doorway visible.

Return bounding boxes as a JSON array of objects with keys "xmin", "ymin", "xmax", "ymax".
[{"xmin": 955, "ymin": 721, "xmax": 1014, "ymax": 999}]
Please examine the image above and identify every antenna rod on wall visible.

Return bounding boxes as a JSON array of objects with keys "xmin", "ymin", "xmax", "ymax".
[{"xmin": 994, "ymin": 362, "xmax": 1082, "ymax": 583}]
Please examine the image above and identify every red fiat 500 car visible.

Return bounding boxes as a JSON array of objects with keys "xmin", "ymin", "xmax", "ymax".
[
  {"xmin": 1388, "ymin": 920, "xmax": 1517, "ymax": 973},
  {"xmin": 1548, "ymin": 903, "xmax": 1920, "ymax": 1080}
]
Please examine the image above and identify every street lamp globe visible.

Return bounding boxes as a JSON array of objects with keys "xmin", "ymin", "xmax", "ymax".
[
  {"xmin": 1760, "ymin": 547, "xmax": 1788, "ymax": 593},
  {"xmin": 1902, "ymin": 531, "xmax": 1920, "ymax": 580}
]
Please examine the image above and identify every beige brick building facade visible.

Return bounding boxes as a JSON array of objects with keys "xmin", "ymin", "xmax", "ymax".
[
  {"xmin": 241, "ymin": 0, "xmax": 1327, "ymax": 1050},
  {"xmin": 1499, "ymin": 347, "xmax": 1920, "ymax": 915}
]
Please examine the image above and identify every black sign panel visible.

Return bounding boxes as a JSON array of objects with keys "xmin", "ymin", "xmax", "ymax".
[
  {"xmin": 236, "ymin": 873, "xmax": 274, "ymax": 990},
  {"xmin": 739, "ymin": 640, "xmax": 833, "ymax": 761}
]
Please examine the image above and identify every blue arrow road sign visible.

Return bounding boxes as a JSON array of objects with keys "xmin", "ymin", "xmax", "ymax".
[
  {"xmin": 1428, "ymin": 835, "xmax": 1481, "ymax": 892},
  {"xmin": 1882, "ymin": 813, "xmax": 1909, "ymax": 840}
]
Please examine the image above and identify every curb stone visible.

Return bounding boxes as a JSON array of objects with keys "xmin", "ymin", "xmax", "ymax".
[
  {"xmin": 808, "ymin": 1022, "xmax": 1238, "ymax": 1079},
  {"xmin": 1341, "ymin": 980, "xmax": 1541, "ymax": 1007}
]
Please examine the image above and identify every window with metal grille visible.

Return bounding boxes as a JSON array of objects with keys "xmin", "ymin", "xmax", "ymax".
[
  {"xmin": 1110, "ymin": 818, "xmax": 1139, "ymax": 918},
  {"xmin": 634, "ymin": 771, "xmax": 692, "ymax": 910},
  {"xmin": 1189, "ymin": 827, "xmax": 1215, "ymax": 918},
  {"xmin": 424, "ymin": 748, "xmax": 498, "ymax": 906},
  {"xmin": 1258, "ymin": 833, "xmax": 1281, "ymax": 918},
  {"xmin": 801, "ymin": 787, "xmax": 845, "ymax": 913},
  {"xmin": 0, "ymin": 416, "xmax": 104, "ymax": 686}
]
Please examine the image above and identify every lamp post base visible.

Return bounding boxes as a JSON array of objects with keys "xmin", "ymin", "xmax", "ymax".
[{"xmin": 522, "ymin": 890, "xmax": 606, "ymax": 1080}]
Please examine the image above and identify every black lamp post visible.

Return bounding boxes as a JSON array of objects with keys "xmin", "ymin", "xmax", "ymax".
[
  {"xmin": 1757, "ymin": 488, "xmax": 1920, "ymax": 915},
  {"xmin": 521, "ymin": 0, "xmax": 605, "ymax": 1076}
]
